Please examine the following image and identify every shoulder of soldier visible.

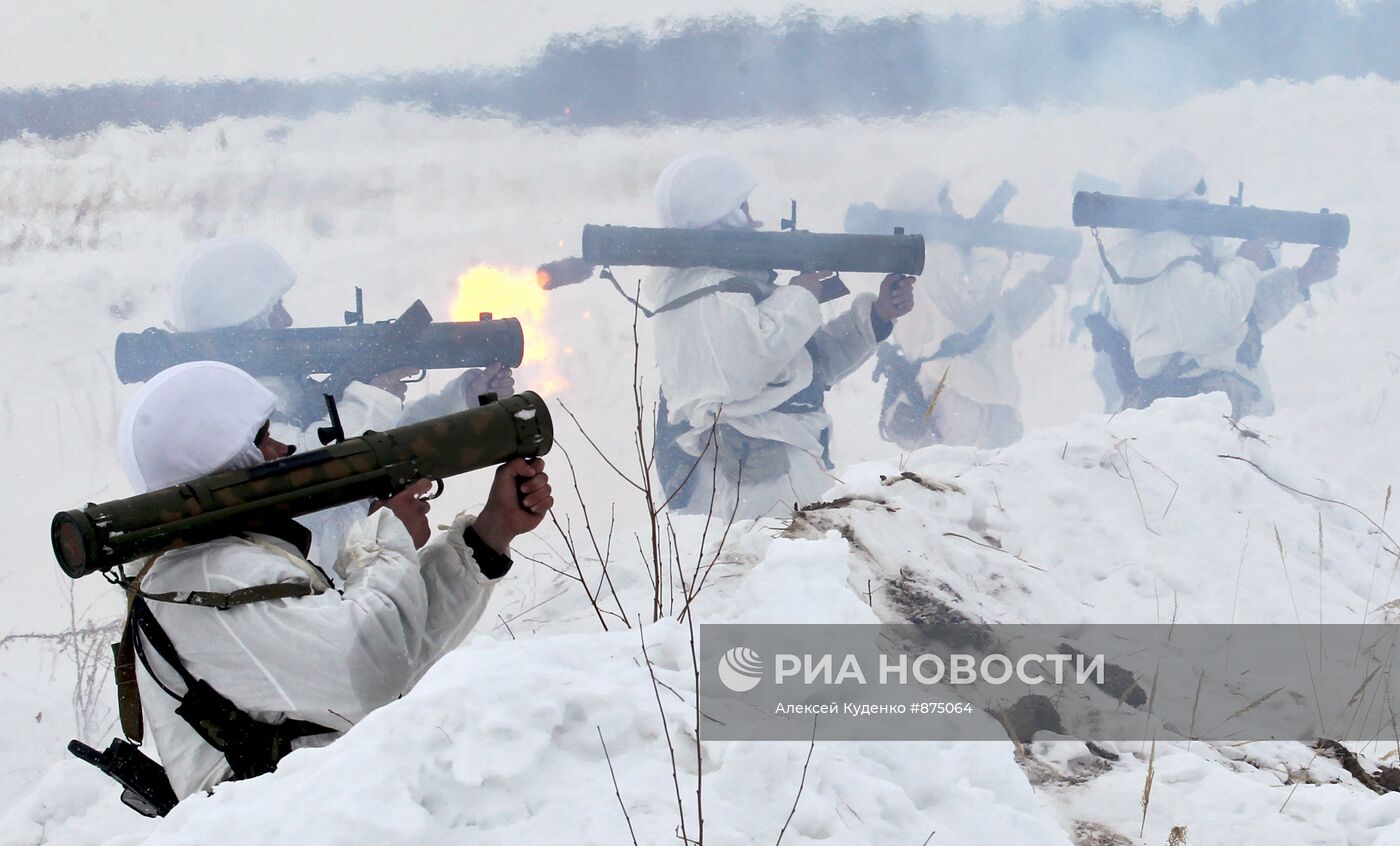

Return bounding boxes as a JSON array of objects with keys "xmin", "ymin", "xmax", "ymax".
[
  {"xmin": 141, "ymin": 537, "xmax": 306, "ymax": 594},
  {"xmin": 655, "ymin": 267, "xmax": 770, "ymax": 310}
]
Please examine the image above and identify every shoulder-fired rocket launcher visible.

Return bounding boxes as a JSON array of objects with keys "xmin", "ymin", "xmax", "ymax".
[
  {"xmin": 52, "ymin": 392, "xmax": 553, "ymax": 579},
  {"xmin": 114, "ymin": 295, "xmax": 525, "ymax": 387},
  {"xmin": 580, "ymin": 222, "xmax": 925, "ymax": 276},
  {"xmin": 1071, "ymin": 191, "xmax": 1350, "ymax": 248},
  {"xmin": 845, "ymin": 181, "xmax": 1083, "ymax": 259}
]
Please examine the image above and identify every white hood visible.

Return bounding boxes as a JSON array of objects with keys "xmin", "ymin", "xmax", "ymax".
[
  {"xmin": 1124, "ymin": 147, "xmax": 1207, "ymax": 200},
  {"xmin": 172, "ymin": 235, "xmax": 297, "ymax": 331},
  {"xmin": 654, "ymin": 151, "xmax": 758, "ymax": 229},
  {"xmin": 118, "ymin": 361, "xmax": 278, "ymax": 492}
]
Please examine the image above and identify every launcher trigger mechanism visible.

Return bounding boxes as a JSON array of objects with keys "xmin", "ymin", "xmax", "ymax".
[
  {"xmin": 781, "ymin": 200, "xmax": 798, "ymax": 231},
  {"xmin": 420, "ymin": 478, "xmax": 445, "ymax": 501},
  {"xmin": 317, "ymin": 394, "xmax": 347, "ymax": 446},
  {"xmin": 344, "ymin": 286, "xmax": 365, "ymax": 326},
  {"xmin": 816, "ymin": 271, "xmax": 850, "ymax": 303}
]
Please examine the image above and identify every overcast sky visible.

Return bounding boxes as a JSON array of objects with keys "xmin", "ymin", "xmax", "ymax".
[{"xmin": 4, "ymin": 0, "xmax": 1242, "ymax": 89}]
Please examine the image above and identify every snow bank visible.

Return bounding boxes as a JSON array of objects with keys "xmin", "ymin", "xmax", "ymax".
[
  {"xmin": 16, "ymin": 387, "xmax": 1399, "ymax": 844},
  {"xmin": 4, "ymin": 535, "xmax": 1068, "ymax": 846},
  {"xmin": 3, "ymin": 71, "xmax": 1400, "ymax": 844},
  {"xmin": 813, "ymin": 393, "xmax": 1393, "ymax": 627}
]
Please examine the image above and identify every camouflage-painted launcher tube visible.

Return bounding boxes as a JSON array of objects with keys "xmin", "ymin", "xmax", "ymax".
[{"xmin": 52, "ymin": 391, "xmax": 553, "ymax": 579}]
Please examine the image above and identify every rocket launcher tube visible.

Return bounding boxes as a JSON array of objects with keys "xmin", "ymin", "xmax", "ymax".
[
  {"xmin": 52, "ymin": 391, "xmax": 553, "ymax": 579},
  {"xmin": 581, "ymin": 224, "xmax": 925, "ymax": 276},
  {"xmin": 114, "ymin": 307, "xmax": 525, "ymax": 385},
  {"xmin": 844, "ymin": 202, "xmax": 1083, "ymax": 259},
  {"xmin": 1071, "ymin": 191, "xmax": 1350, "ymax": 248}
]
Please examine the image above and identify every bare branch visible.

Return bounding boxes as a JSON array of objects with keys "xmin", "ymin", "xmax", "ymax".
[
  {"xmin": 775, "ymin": 719, "xmax": 818, "ymax": 845},
  {"xmin": 558, "ymin": 439, "xmax": 630, "ymax": 628},
  {"xmin": 639, "ymin": 621, "xmax": 689, "ymax": 844},
  {"xmin": 597, "ymin": 726, "xmax": 641, "ymax": 846},
  {"xmin": 550, "ymin": 512, "xmax": 610, "ymax": 632},
  {"xmin": 556, "ymin": 402, "xmax": 645, "ymax": 492}
]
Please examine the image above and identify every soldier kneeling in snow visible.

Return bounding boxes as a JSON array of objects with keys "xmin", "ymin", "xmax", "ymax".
[
  {"xmin": 650, "ymin": 151, "xmax": 915, "ymax": 520},
  {"xmin": 114, "ymin": 361, "xmax": 551, "ymax": 803},
  {"xmin": 169, "ymin": 235, "xmax": 517, "ymax": 564},
  {"xmin": 1086, "ymin": 147, "xmax": 1340, "ymax": 418}
]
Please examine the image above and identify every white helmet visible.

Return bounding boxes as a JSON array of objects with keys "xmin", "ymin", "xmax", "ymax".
[
  {"xmin": 118, "ymin": 361, "xmax": 277, "ymax": 492},
  {"xmin": 654, "ymin": 151, "xmax": 759, "ymax": 229},
  {"xmin": 172, "ymin": 236, "xmax": 296, "ymax": 331},
  {"xmin": 1124, "ymin": 147, "xmax": 1207, "ymax": 200}
]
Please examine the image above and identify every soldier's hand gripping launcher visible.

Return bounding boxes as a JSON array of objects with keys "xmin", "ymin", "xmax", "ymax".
[
  {"xmin": 114, "ymin": 297, "xmax": 525, "ymax": 386},
  {"xmin": 52, "ymin": 392, "xmax": 553, "ymax": 579},
  {"xmin": 1071, "ymin": 191, "xmax": 1350, "ymax": 248},
  {"xmin": 580, "ymin": 223, "xmax": 926, "ymax": 276}
]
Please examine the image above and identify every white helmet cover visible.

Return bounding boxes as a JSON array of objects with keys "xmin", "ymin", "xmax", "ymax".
[
  {"xmin": 118, "ymin": 361, "xmax": 277, "ymax": 493},
  {"xmin": 172, "ymin": 236, "xmax": 296, "ymax": 331},
  {"xmin": 654, "ymin": 151, "xmax": 759, "ymax": 229},
  {"xmin": 1124, "ymin": 147, "xmax": 1207, "ymax": 200}
]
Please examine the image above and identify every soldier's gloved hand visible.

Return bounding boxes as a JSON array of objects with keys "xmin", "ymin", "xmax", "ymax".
[
  {"xmin": 1236, "ymin": 238, "xmax": 1278, "ymax": 270},
  {"xmin": 369, "ymin": 366, "xmax": 419, "ymax": 401},
  {"xmin": 467, "ymin": 363, "xmax": 516, "ymax": 405},
  {"xmin": 1298, "ymin": 247, "xmax": 1340, "ymax": 288},
  {"xmin": 790, "ymin": 271, "xmax": 835, "ymax": 299},
  {"xmin": 473, "ymin": 458, "xmax": 553, "ymax": 555},
  {"xmin": 875, "ymin": 274, "xmax": 916, "ymax": 321},
  {"xmin": 371, "ymin": 478, "xmax": 433, "ymax": 548}
]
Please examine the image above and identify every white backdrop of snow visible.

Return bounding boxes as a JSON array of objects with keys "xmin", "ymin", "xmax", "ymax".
[{"xmin": 0, "ymin": 73, "xmax": 1398, "ymax": 844}]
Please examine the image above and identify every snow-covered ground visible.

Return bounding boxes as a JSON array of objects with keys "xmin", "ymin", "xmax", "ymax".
[{"xmin": 2, "ymin": 70, "xmax": 1399, "ymax": 844}]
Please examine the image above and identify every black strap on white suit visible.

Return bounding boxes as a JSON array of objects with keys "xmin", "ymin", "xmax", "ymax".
[
  {"xmin": 129, "ymin": 597, "xmax": 336, "ymax": 781},
  {"xmin": 599, "ymin": 266, "xmax": 769, "ymax": 318}
]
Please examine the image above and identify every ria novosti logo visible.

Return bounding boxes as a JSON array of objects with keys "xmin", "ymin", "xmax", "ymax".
[{"xmin": 717, "ymin": 646, "xmax": 764, "ymax": 693}]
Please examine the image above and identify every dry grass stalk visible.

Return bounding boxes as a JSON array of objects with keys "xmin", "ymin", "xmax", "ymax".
[
  {"xmin": 0, "ymin": 584, "xmax": 121, "ymax": 739},
  {"xmin": 1114, "ymin": 438, "xmax": 1156, "ymax": 535},
  {"xmin": 1139, "ymin": 735, "xmax": 1157, "ymax": 838},
  {"xmin": 1225, "ymin": 519, "xmax": 1252, "ymax": 669},
  {"xmin": 922, "ymin": 365, "xmax": 950, "ymax": 421},
  {"xmin": 1220, "ymin": 454, "xmax": 1399, "ymax": 552},
  {"xmin": 1187, "ymin": 669, "xmax": 1206, "ymax": 747},
  {"xmin": 1273, "ymin": 524, "xmax": 1325, "ymax": 727}
]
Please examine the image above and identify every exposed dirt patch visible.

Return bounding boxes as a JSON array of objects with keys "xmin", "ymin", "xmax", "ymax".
[
  {"xmin": 1316, "ymin": 739, "xmax": 1400, "ymax": 794},
  {"xmin": 1072, "ymin": 821, "xmax": 1134, "ymax": 845},
  {"xmin": 781, "ymin": 510, "xmax": 875, "ymax": 563},
  {"xmin": 994, "ymin": 694, "xmax": 1064, "ymax": 744},
  {"xmin": 1059, "ymin": 642, "xmax": 1148, "ymax": 709},
  {"xmin": 798, "ymin": 494, "xmax": 898, "ymax": 513},
  {"xmin": 879, "ymin": 470, "xmax": 966, "ymax": 495},
  {"xmin": 885, "ymin": 568, "xmax": 992, "ymax": 652}
]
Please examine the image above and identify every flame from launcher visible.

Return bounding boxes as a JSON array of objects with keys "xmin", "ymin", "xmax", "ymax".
[{"xmin": 450, "ymin": 265, "xmax": 567, "ymax": 394}]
